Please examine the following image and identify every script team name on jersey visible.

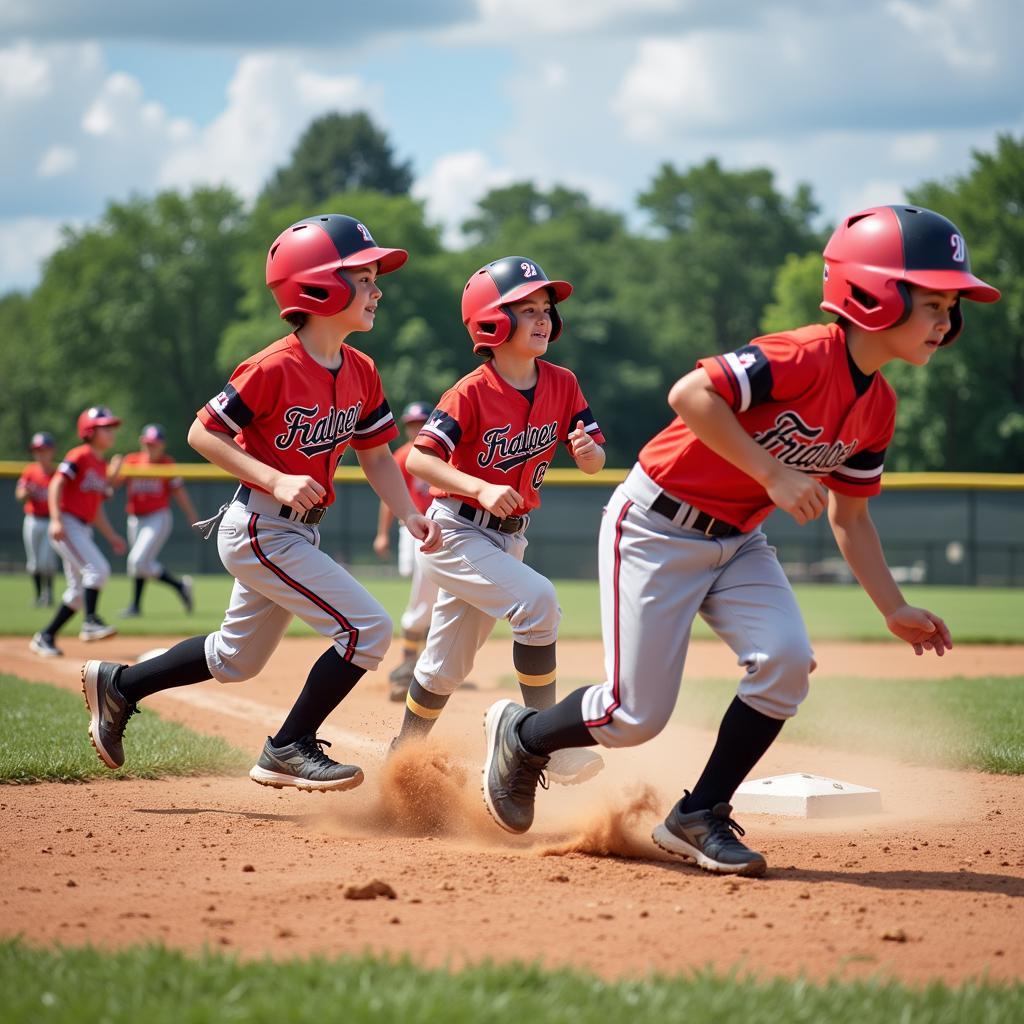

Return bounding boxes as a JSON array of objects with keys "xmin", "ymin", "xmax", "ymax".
[
  {"xmin": 274, "ymin": 402, "xmax": 364, "ymax": 457},
  {"xmin": 753, "ymin": 411, "xmax": 859, "ymax": 474},
  {"xmin": 478, "ymin": 421, "xmax": 560, "ymax": 473}
]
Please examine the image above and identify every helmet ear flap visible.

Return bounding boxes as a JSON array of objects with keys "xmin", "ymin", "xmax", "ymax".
[
  {"xmin": 334, "ymin": 269, "xmax": 355, "ymax": 311},
  {"xmin": 550, "ymin": 305, "xmax": 563, "ymax": 341},
  {"xmin": 941, "ymin": 297, "xmax": 963, "ymax": 346}
]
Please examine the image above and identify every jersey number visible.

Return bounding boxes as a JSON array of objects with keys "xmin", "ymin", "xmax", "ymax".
[
  {"xmin": 532, "ymin": 461, "xmax": 549, "ymax": 490},
  {"xmin": 521, "ymin": 261, "xmax": 538, "ymax": 278}
]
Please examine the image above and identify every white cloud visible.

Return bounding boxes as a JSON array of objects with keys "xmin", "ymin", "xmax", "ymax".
[
  {"xmin": 0, "ymin": 39, "xmax": 52, "ymax": 99},
  {"xmin": 412, "ymin": 150, "xmax": 515, "ymax": 247},
  {"xmin": 158, "ymin": 56, "xmax": 372, "ymax": 199},
  {"xmin": 0, "ymin": 216, "xmax": 75, "ymax": 291},
  {"xmin": 37, "ymin": 144, "xmax": 77, "ymax": 178}
]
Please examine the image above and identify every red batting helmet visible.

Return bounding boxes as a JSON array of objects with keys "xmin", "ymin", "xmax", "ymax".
[
  {"xmin": 821, "ymin": 205, "xmax": 1000, "ymax": 346},
  {"xmin": 77, "ymin": 406, "xmax": 121, "ymax": 440},
  {"xmin": 29, "ymin": 431, "xmax": 55, "ymax": 450},
  {"xmin": 462, "ymin": 256, "xmax": 572, "ymax": 353},
  {"xmin": 266, "ymin": 214, "xmax": 408, "ymax": 319}
]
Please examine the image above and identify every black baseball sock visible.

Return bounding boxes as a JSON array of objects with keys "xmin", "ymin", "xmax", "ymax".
[
  {"xmin": 159, "ymin": 569, "xmax": 183, "ymax": 593},
  {"xmin": 683, "ymin": 696, "xmax": 785, "ymax": 812},
  {"xmin": 32, "ymin": 573, "xmax": 42, "ymax": 599},
  {"xmin": 84, "ymin": 587, "xmax": 100, "ymax": 620},
  {"xmin": 271, "ymin": 647, "xmax": 365, "ymax": 748},
  {"xmin": 132, "ymin": 577, "xmax": 145, "ymax": 610},
  {"xmin": 398, "ymin": 677, "xmax": 450, "ymax": 740},
  {"xmin": 513, "ymin": 640, "xmax": 557, "ymax": 711},
  {"xmin": 117, "ymin": 635, "xmax": 213, "ymax": 701},
  {"xmin": 42, "ymin": 604, "xmax": 75, "ymax": 639},
  {"xmin": 518, "ymin": 687, "xmax": 596, "ymax": 756}
]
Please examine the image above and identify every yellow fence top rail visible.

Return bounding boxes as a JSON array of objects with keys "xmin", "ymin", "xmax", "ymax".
[{"xmin": 1, "ymin": 461, "xmax": 1022, "ymax": 490}]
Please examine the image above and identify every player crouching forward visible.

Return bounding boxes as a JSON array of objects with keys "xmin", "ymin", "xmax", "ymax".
[
  {"xmin": 392, "ymin": 256, "xmax": 607, "ymax": 785},
  {"xmin": 482, "ymin": 205, "xmax": 1000, "ymax": 870},
  {"xmin": 31, "ymin": 408, "xmax": 127, "ymax": 657},
  {"xmin": 81, "ymin": 214, "xmax": 441, "ymax": 788}
]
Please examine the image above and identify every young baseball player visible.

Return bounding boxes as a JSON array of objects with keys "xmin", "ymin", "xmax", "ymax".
[
  {"xmin": 80, "ymin": 214, "xmax": 441, "ymax": 790},
  {"xmin": 373, "ymin": 400, "xmax": 439, "ymax": 702},
  {"xmin": 112, "ymin": 423, "xmax": 198, "ymax": 617},
  {"xmin": 16, "ymin": 431, "xmax": 58, "ymax": 607},
  {"xmin": 30, "ymin": 408, "xmax": 127, "ymax": 657},
  {"xmin": 482, "ymin": 205, "xmax": 1001, "ymax": 872},
  {"xmin": 391, "ymin": 256, "xmax": 607, "ymax": 785}
]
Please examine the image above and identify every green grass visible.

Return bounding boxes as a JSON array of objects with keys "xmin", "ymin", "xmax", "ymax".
[
  {"xmin": 1, "ymin": 942, "xmax": 1021, "ymax": 1023},
  {"xmin": 3, "ymin": 575, "xmax": 1023, "ymax": 643},
  {"xmin": 0, "ymin": 674, "xmax": 248, "ymax": 783}
]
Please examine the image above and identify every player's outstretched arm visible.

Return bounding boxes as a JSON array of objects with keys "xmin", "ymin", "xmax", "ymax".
[
  {"xmin": 186, "ymin": 418, "xmax": 325, "ymax": 516},
  {"xmin": 357, "ymin": 444, "xmax": 441, "ymax": 553},
  {"xmin": 669, "ymin": 369, "xmax": 827, "ymax": 525},
  {"xmin": 827, "ymin": 491, "xmax": 951, "ymax": 656}
]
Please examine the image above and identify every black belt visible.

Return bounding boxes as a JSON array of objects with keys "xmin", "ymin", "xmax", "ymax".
[
  {"xmin": 237, "ymin": 485, "xmax": 327, "ymax": 525},
  {"xmin": 457, "ymin": 501, "xmax": 526, "ymax": 535},
  {"xmin": 650, "ymin": 492, "xmax": 741, "ymax": 538}
]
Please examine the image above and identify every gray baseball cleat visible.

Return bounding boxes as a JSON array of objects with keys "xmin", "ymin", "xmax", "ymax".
[
  {"xmin": 481, "ymin": 699, "xmax": 549, "ymax": 834},
  {"xmin": 545, "ymin": 747, "xmax": 604, "ymax": 786},
  {"xmin": 249, "ymin": 735, "xmax": 364, "ymax": 792},
  {"xmin": 79, "ymin": 618, "xmax": 117, "ymax": 642},
  {"xmin": 81, "ymin": 660, "xmax": 137, "ymax": 769},
  {"xmin": 652, "ymin": 799, "xmax": 767, "ymax": 877},
  {"xmin": 30, "ymin": 632, "xmax": 63, "ymax": 658}
]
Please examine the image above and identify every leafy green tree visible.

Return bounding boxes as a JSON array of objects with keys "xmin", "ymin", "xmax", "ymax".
[
  {"xmin": 30, "ymin": 187, "xmax": 247, "ymax": 452},
  {"xmin": 761, "ymin": 251, "xmax": 829, "ymax": 334},
  {"xmin": 884, "ymin": 134, "xmax": 1024, "ymax": 471},
  {"xmin": 260, "ymin": 113, "xmax": 413, "ymax": 210},
  {"xmin": 638, "ymin": 158, "xmax": 824, "ymax": 359}
]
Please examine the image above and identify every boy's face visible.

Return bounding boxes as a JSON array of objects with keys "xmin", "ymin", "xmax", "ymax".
[
  {"xmin": 32, "ymin": 446, "xmax": 54, "ymax": 465},
  {"xmin": 504, "ymin": 287, "xmax": 554, "ymax": 358},
  {"xmin": 90, "ymin": 425, "xmax": 118, "ymax": 452},
  {"xmin": 882, "ymin": 286, "xmax": 958, "ymax": 366},
  {"xmin": 334, "ymin": 262, "xmax": 382, "ymax": 334},
  {"xmin": 143, "ymin": 440, "xmax": 166, "ymax": 459}
]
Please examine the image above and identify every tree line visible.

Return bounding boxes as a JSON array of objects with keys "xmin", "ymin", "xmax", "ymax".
[{"xmin": 1, "ymin": 113, "xmax": 1021, "ymax": 473}]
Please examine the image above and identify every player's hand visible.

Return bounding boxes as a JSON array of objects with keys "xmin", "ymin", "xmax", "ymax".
[
  {"xmin": 271, "ymin": 474, "xmax": 326, "ymax": 514},
  {"xmin": 764, "ymin": 466, "xmax": 828, "ymax": 525},
  {"xmin": 406, "ymin": 514, "xmax": 442, "ymax": 554},
  {"xmin": 885, "ymin": 605, "xmax": 951, "ymax": 656},
  {"xmin": 372, "ymin": 532, "xmax": 390, "ymax": 559},
  {"xmin": 110, "ymin": 534, "xmax": 127, "ymax": 556},
  {"xmin": 569, "ymin": 420, "xmax": 598, "ymax": 464},
  {"xmin": 49, "ymin": 518, "xmax": 66, "ymax": 543},
  {"xmin": 477, "ymin": 483, "xmax": 523, "ymax": 518}
]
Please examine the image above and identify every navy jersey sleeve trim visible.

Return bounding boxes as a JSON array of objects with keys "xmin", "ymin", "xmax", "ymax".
[
  {"xmin": 830, "ymin": 446, "xmax": 886, "ymax": 486},
  {"xmin": 354, "ymin": 400, "xmax": 394, "ymax": 439},
  {"xmin": 207, "ymin": 383, "xmax": 254, "ymax": 433},
  {"xmin": 419, "ymin": 409, "xmax": 461, "ymax": 458}
]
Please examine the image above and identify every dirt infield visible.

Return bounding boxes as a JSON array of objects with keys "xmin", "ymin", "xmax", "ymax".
[{"xmin": 2, "ymin": 635, "xmax": 1023, "ymax": 984}]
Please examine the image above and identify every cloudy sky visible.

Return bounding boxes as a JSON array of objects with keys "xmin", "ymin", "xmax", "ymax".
[{"xmin": 1, "ymin": 0, "xmax": 1021, "ymax": 291}]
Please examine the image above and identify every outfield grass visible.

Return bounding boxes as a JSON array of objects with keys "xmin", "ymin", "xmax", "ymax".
[
  {"xmin": 2, "ymin": 941, "xmax": 1021, "ymax": 1023},
  {"xmin": 0, "ymin": 674, "xmax": 248, "ymax": 783},
  {"xmin": 2, "ymin": 574, "xmax": 1023, "ymax": 644}
]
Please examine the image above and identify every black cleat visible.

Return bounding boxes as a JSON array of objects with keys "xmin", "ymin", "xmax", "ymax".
[
  {"xmin": 481, "ymin": 699, "xmax": 549, "ymax": 834},
  {"xmin": 249, "ymin": 735, "xmax": 364, "ymax": 792},
  {"xmin": 81, "ymin": 660, "xmax": 137, "ymax": 769},
  {"xmin": 652, "ymin": 797, "xmax": 767, "ymax": 877}
]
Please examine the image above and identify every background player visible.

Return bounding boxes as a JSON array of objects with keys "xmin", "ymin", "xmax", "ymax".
[
  {"xmin": 112, "ymin": 423, "xmax": 198, "ymax": 618},
  {"xmin": 392, "ymin": 256, "xmax": 606, "ymax": 785},
  {"xmin": 30, "ymin": 407, "xmax": 126, "ymax": 657},
  {"xmin": 16, "ymin": 431, "xmax": 59, "ymax": 607},
  {"xmin": 373, "ymin": 400, "xmax": 438, "ymax": 701},
  {"xmin": 80, "ymin": 213, "xmax": 440, "ymax": 789},
  {"xmin": 481, "ymin": 205, "xmax": 1001, "ymax": 872}
]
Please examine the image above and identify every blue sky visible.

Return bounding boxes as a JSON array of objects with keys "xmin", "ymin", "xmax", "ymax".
[{"xmin": 1, "ymin": 0, "xmax": 1021, "ymax": 291}]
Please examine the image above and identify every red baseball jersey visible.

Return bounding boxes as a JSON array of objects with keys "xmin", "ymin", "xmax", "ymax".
[
  {"xmin": 394, "ymin": 441, "xmax": 432, "ymax": 516},
  {"xmin": 18, "ymin": 462, "xmax": 54, "ymax": 517},
  {"xmin": 57, "ymin": 445, "xmax": 111, "ymax": 524},
  {"xmin": 197, "ymin": 333, "xmax": 398, "ymax": 507},
  {"xmin": 123, "ymin": 451, "xmax": 183, "ymax": 516},
  {"xmin": 415, "ymin": 359, "xmax": 604, "ymax": 516},
  {"xmin": 639, "ymin": 323, "xmax": 897, "ymax": 532}
]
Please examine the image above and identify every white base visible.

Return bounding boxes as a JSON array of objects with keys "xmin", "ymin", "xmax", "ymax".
[
  {"xmin": 731, "ymin": 772, "xmax": 882, "ymax": 818},
  {"xmin": 135, "ymin": 647, "xmax": 169, "ymax": 663}
]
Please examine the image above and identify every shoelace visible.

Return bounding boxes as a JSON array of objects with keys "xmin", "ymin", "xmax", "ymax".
[
  {"xmin": 294, "ymin": 735, "xmax": 337, "ymax": 767},
  {"xmin": 507, "ymin": 760, "xmax": 548, "ymax": 799},
  {"xmin": 115, "ymin": 704, "xmax": 139, "ymax": 739},
  {"xmin": 707, "ymin": 809, "xmax": 747, "ymax": 845}
]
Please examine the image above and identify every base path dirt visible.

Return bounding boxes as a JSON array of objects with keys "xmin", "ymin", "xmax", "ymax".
[{"xmin": 2, "ymin": 635, "xmax": 1022, "ymax": 985}]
